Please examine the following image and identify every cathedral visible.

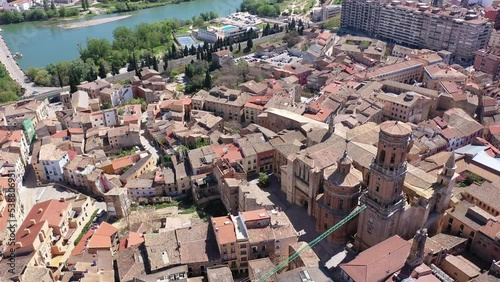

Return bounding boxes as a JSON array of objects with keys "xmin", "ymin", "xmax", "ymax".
[{"xmin": 285, "ymin": 120, "xmax": 457, "ymax": 249}]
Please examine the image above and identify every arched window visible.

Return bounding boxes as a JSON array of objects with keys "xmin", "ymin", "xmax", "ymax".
[{"xmin": 379, "ymin": 150, "xmax": 386, "ymax": 163}]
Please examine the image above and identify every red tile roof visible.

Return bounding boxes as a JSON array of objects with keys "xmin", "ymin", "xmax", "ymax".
[
  {"xmin": 51, "ymin": 130, "xmax": 69, "ymax": 139},
  {"xmin": 88, "ymin": 222, "xmax": 118, "ymax": 249},
  {"xmin": 340, "ymin": 235, "xmax": 411, "ymax": 282},
  {"xmin": 0, "ymin": 130, "xmax": 24, "ymax": 145},
  {"xmin": 68, "ymin": 151, "xmax": 78, "ymax": 161},
  {"xmin": 118, "ymin": 231, "xmax": 144, "ymax": 251},
  {"xmin": 95, "ymin": 222, "xmax": 118, "ymax": 237},
  {"xmin": 212, "ymin": 216, "xmax": 236, "ymax": 245},
  {"xmin": 68, "ymin": 128, "xmax": 84, "ymax": 135},
  {"xmin": 71, "ymin": 229, "xmax": 94, "ymax": 256},
  {"xmin": 490, "ymin": 125, "xmax": 500, "ymax": 135},
  {"xmin": 213, "ymin": 144, "xmax": 243, "ymax": 163},
  {"xmin": 15, "ymin": 199, "xmax": 71, "ymax": 249},
  {"xmin": 241, "ymin": 209, "xmax": 270, "ymax": 222},
  {"xmin": 303, "ymin": 109, "xmax": 332, "ymax": 122}
]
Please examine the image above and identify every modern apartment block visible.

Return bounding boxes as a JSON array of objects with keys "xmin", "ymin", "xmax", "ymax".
[{"xmin": 341, "ymin": 0, "xmax": 493, "ymax": 64}]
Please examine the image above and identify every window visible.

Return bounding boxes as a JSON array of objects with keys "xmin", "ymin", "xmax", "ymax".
[
  {"xmin": 339, "ymin": 199, "xmax": 344, "ymax": 210},
  {"xmin": 252, "ymin": 246, "xmax": 258, "ymax": 253}
]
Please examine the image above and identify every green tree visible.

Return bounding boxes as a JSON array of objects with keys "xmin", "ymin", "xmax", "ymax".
[
  {"xmin": 81, "ymin": 0, "xmax": 86, "ymax": 10},
  {"xmin": 80, "ymin": 38, "xmax": 112, "ymax": 63},
  {"xmin": 50, "ymin": 1, "xmax": 56, "ymax": 10},
  {"xmin": 204, "ymin": 69, "xmax": 211, "ymax": 89},
  {"xmin": 323, "ymin": 15, "xmax": 341, "ymax": 31},
  {"xmin": 246, "ymin": 37, "xmax": 253, "ymax": 51},
  {"xmin": 43, "ymin": 0, "xmax": 49, "ymax": 11},
  {"xmin": 98, "ymin": 61, "xmax": 108, "ymax": 79},
  {"xmin": 34, "ymin": 69, "xmax": 52, "ymax": 86},
  {"xmin": 258, "ymin": 172, "xmax": 270, "ymax": 187},
  {"xmin": 171, "ymin": 43, "xmax": 177, "ymax": 59},
  {"xmin": 152, "ymin": 56, "xmax": 158, "ymax": 71}
]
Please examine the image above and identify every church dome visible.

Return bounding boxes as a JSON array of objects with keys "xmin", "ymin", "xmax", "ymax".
[{"xmin": 380, "ymin": 121, "xmax": 412, "ymax": 137}]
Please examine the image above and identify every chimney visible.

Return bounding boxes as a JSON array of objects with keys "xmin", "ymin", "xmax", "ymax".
[
  {"xmin": 38, "ymin": 208, "xmax": 43, "ymax": 213},
  {"xmin": 29, "ymin": 219, "xmax": 36, "ymax": 226},
  {"xmin": 59, "ymin": 198, "xmax": 65, "ymax": 202},
  {"xmin": 15, "ymin": 242, "xmax": 22, "ymax": 248},
  {"xmin": 24, "ymin": 228, "xmax": 30, "ymax": 235}
]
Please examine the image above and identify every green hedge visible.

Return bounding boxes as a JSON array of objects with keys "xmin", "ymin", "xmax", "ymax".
[{"xmin": 73, "ymin": 210, "xmax": 99, "ymax": 246}]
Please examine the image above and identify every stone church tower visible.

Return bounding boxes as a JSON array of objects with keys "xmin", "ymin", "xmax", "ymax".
[
  {"xmin": 315, "ymin": 150, "xmax": 362, "ymax": 244},
  {"xmin": 354, "ymin": 121, "xmax": 413, "ymax": 251},
  {"xmin": 435, "ymin": 153, "xmax": 457, "ymax": 214}
]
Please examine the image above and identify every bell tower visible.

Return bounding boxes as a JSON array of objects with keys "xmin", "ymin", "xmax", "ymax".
[
  {"xmin": 354, "ymin": 121, "xmax": 412, "ymax": 251},
  {"xmin": 435, "ymin": 153, "xmax": 457, "ymax": 214}
]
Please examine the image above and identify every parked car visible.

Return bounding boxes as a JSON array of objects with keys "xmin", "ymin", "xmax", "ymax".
[{"xmin": 96, "ymin": 209, "xmax": 105, "ymax": 218}]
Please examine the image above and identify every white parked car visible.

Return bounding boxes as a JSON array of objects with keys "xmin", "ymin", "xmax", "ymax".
[{"xmin": 96, "ymin": 209, "xmax": 105, "ymax": 218}]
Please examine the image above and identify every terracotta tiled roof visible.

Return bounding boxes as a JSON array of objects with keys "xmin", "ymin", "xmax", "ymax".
[
  {"xmin": 72, "ymin": 229, "xmax": 94, "ymax": 256},
  {"xmin": 95, "ymin": 222, "xmax": 118, "ymax": 237},
  {"xmin": 118, "ymin": 231, "xmax": 144, "ymax": 251},
  {"xmin": 212, "ymin": 216, "xmax": 236, "ymax": 245},
  {"xmin": 340, "ymin": 235, "xmax": 411, "ymax": 282},
  {"xmin": 51, "ymin": 130, "xmax": 69, "ymax": 139},
  {"xmin": 241, "ymin": 209, "xmax": 270, "ymax": 222}
]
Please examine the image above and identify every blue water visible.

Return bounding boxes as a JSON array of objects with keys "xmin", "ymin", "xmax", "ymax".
[
  {"xmin": 176, "ymin": 35, "xmax": 197, "ymax": 47},
  {"xmin": 2, "ymin": 0, "xmax": 243, "ymax": 69},
  {"xmin": 221, "ymin": 25, "xmax": 235, "ymax": 31}
]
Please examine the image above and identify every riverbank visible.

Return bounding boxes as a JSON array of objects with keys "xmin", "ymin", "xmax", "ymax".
[
  {"xmin": 2, "ymin": 0, "xmax": 243, "ymax": 69},
  {"xmin": 58, "ymin": 14, "xmax": 132, "ymax": 29}
]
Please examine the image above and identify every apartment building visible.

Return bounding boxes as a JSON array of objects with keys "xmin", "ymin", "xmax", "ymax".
[
  {"xmin": 341, "ymin": 0, "xmax": 493, "ymax": 64},
  {"xmin": 192, "ymin": 87, "xmax": 250, "ymax": 121},
  {"xmin": 10, "ymin": 197, "xmax": 95, "ymax": 272},
  {"xmin": 0, "ymin": 129, "xmax": 29, "ymax": 165},
  {"xmin": 356, "ymin": 59, "xmax": 425, "ymax": 83},
  {"xmin": 438, "ymin": 201, "xmax": 488, "ymax": 252},
  {"xmin": 39, "ymin": 143, "xmax": 70, "ymax": 182},
  {"xmin": 90, "ymin": 109, "xmax": 119, "ymax": 128},
  {"xmin": 63, "ymin": 155, "xmax": 96, "ymax": 193},
  {"xmin": 471, "ymin": 216, "xmax": 500, "ymax": 264},
  {"xmin": 375, "ymin": 91, "xmax": 431, "ymax": 123},
  {"xmin": 99, "ymin": 85, "xmax": 133, "ymax": 107},
  {"xmin": 423, "ymin": 64, "xmax": 467, "ymax": 90},
  {"xmin": 119, "ymin": 153, "xmax": 157, "ymax": 185},
  {"xmin": 474, "ymin": 47, "xmax": 500, "ymax": 78},
  {"xmin": 311, "ymin": 5, "xmax": 341, "ymax": 22},
  {"xmin": 244, "ymin": 96, "xmax": 270, "ymax": 124},
  {"xmin": 211, "ymin": 209, "xmax": 297, "ymax": 272},
  {"xmin": 0, "ymin": 151, "xmax": 25, "ymax": 186},
  {"xmin": 3, "ymin": 99, "xmax": 48, "ymax": 130},
  {"xmin": 121, "ymin": 104, "xmax": 142, "ymax": 127},
  {"xmin": 77, "ymin": 80, "xmax": 111, "ymax": 99},
  {"xmin": 107, "ymin": 124, "xmax": 141, "ymax": 150}
]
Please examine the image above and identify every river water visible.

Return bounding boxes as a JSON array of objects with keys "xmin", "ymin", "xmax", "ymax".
[{"xmin": 2, "ymin": 0, "xmax": 243, "ymax": 69}]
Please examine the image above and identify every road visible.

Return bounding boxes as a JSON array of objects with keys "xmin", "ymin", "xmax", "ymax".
[{"xmin": 21, "ymin": 71, "xmax": 135, "ymax": 102}]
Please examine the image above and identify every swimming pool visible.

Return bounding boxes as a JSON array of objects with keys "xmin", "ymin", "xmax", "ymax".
[
  {"xmin": 221, "ymin": 25, "xmax": 236, "ymax": 31},
  {"xmin": 175, "ymin": 35, "xmax": 198, "ymax": 47}
]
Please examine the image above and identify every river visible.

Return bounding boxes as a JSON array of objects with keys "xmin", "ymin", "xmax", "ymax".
[{"xmin": 2, "ymin": 0, "xmax": 243, "ymax": 69}]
